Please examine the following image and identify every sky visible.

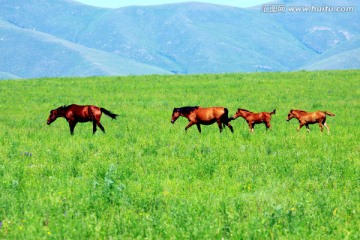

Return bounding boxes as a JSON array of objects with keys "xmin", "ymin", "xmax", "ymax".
[{"xmin": 74, "ymin": 0, "xmax": 271, "ymax": 9}]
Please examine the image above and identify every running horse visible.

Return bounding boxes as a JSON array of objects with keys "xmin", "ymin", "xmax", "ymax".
[
  {"xmin": 47, "ymin": 104, "xmax": 118, "ymax": 135},
  {"xmin": 286, "ymin": 109, "xmax": 335, "ymax": 133},
  {"xmin": 230, "ymin": 108, "xmax": 276, "ymax": 132},
  {"xmin": 171, "ymin": 106, "xmax": 234, "ymax": 133}
]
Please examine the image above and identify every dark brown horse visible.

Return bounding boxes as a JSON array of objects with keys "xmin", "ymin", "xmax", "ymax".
[
  {"xmin": 171, "ymin": 106, "xmax": 234, "ymax": 133},
  {"xmin": 230, "ymin": 108, "xmax": 276, "ymax": 132},
  {"xmin": 47, "ymin": 104, "xmax": 118, "ymax": 135},
  {"xmin": 286, "ymin": 109, "xmax": 335, "ymax": 133}
]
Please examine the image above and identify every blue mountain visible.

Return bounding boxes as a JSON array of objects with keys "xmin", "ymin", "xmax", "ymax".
[{"xmin": 0, "ymin": 0, "xmax": 359, "ymax": 79}]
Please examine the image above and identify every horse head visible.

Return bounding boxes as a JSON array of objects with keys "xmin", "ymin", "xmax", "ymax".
[
  {"xmin": 47, "ymin": 109, "xmax": 58, "ymax": 125},
  {"xmin": 232, "ymin": 108, "xmax": 248, "ymax": 120},
  {"xmin": 286, "ymin": 109, "xmax": 295, "ymax": 121},
  {"xmin": 171, "ymin": 108, "xmax": 181, "ymax": 124},
  {"xmin": 47, "ymin": 106, "xmax": 67, "ymax": 125},
  {"xmin": 171, "ymin": 106, "xmax": 199, "ymax": 124}
]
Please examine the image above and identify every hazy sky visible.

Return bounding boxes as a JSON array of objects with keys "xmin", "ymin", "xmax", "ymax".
[{"xmin": 74, "ymin": 0, "xmax": 271, "ymax": 8}]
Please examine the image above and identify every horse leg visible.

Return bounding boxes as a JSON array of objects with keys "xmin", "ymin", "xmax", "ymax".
[
  {"xmin": 69, "ymin": 121, "xmax": 77, "ymax": 135},
  {"xmin": 305, "ymin": 124, "xmax": 310, "ymax": 133},
  {"xmin": 318, "ymin": 122, "xmax": 324, "ymax": 132},
  {"xmin": 185, "ymin": 122, "xmax": 196, "ymax": 132},
  {"xmin": 248, "ymin": 123, "xmax": 254, "ymax": 133},
  {"xmin": 96, "ymin": 121, "xmax": 105, "ymax": 133},
  {"xmin": 324, "ymin": 122, "xmax": 330, "ymax": 133},
  {"xmin": 217, "ymin": 120, "xmax": 223, "ymax": 133},
  {"xmin": 265, "ymin": 122, "xmax": 271, "ymax": 130},
  {"xmin": 227, "ymin": 123, "xmax": 234, "ymax": 133},
  {"xmin": 93, "ymin": 121, "xmax": 97, "ymax": 134},
  {"xmin": 297, "ymin": 123, "xmax": 305, "ymax": 132},
  {"xmin": 222, "ymin": 118, "xmax": 234, "ymax": 133},
  {"xmin": 196, "ymin": 123, "xmax": 201, "ymax": 133}
]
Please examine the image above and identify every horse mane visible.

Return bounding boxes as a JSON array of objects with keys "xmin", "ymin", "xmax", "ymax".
[
  {"xmin": 292, "ymin": 109, "xmax": 307, "ymax": 113},
  {"xmin": 57, "ymin": 105, "xmax": 70, "ymax": 111},
  {"xmin": 238, "ymin": 108, "xmax": 251, "ymax": 113},
  {"xmin": 175, "ymin": 106, "xmax": 199, "ymax": 114}
]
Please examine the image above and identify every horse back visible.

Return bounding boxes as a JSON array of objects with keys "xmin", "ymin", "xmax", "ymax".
[
  {"xmin": 261, "ymin": 112, "xmax": 273, "ymax": 121},
  {"xmin": 67, "ymin": 104, "xmax": 100, "ymax": 122},
  {"xmin": 298, "ymin": 111, "xmax": 326, "ymax": 123},
  {"xmin": 248, "ymin": 112, "xmax": 270, "ymax": 123},
  {"xmin": 194, "ymin": 107, "xmax": 227, "ymax": 122}
]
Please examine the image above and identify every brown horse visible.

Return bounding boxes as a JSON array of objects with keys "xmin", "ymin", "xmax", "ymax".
[
  {"xmin": 171, "ymin": 106, "xmax": 234, "ymax": 133},
  {"xmin": 230, "ymin": 108, "xmax": 276, "ymax": 132},
  {"xmin": 47, "ymin": 104, "xmax": 118, "ymax": 135},
  {"xmin": 286, "ymin": 109, "xmax": 335, "ymax": 133}
]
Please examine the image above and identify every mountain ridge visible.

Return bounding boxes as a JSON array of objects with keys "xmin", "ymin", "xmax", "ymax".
[
  {"xmin": 0, "ymin": 0, "xmax": 359, "ymax": 79},
  {"xmin": 0, "ymin": 17, "xmax": 171, "ymax": 78}
]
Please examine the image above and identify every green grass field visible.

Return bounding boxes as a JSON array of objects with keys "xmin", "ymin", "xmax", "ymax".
[{"xmin": 0, "ymin": 70, "xmax": 359, "ymax": 239}]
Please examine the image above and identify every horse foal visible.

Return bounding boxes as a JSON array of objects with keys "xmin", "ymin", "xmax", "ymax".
[
  {"xmin": 230, "ymin": 108, "xmax": 276, "ymax": 133},
  {"xmin": 286, "ymin": 109, "xmax": 335, "ymax": 133}
]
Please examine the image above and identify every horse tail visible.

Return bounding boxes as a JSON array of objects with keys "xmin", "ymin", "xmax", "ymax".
[
  {"xmin": 324, "ymin": 111, "xmax": 335, "ymax": 116},
  {"xmin": 222, "ymin": 108, "xmax": 230, "ymax": 127},
  {"xmin": 271, "ymin": 109, "xmax": 276, "ymax": 115},
  {"xmin": 228, "ymin": 116, "xmax": 235, "ymax": 121},
  {"xmin": 100, "ymin": 108, "xmax": 118, "ymax": 119}
]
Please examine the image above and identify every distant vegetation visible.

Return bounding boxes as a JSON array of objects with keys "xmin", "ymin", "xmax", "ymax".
[
  {"xmin": 0, "ymin": 70, "xmax": 359, "ymax": 238},
  {"xmin": 0, "ymin": 0, "xmax": 359, "ymax": 78}
]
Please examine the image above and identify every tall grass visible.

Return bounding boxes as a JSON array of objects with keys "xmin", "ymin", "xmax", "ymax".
[{"xmin": 0, "ymin": 70, "xmax": 359, "ymax": 239}]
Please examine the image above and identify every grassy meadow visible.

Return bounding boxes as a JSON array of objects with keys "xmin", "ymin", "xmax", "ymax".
[{"xmin": 0, "ymin": 70, "xmax": 359, "ymax": 239}]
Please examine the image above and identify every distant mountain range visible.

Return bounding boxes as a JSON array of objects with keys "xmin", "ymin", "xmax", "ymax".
[{"xmin": 0, "ymin": 0, "xmax": 359, "ymax": 79}]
